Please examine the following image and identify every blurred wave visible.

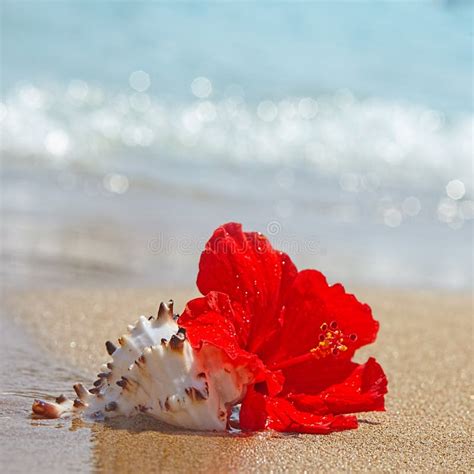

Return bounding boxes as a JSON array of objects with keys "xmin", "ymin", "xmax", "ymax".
[{"xmin": 1, "ymin": 81, "xmax": 471, "ymax": 195}]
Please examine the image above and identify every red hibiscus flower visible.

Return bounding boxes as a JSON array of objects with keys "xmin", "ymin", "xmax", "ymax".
[{"xmin": 179, "ymin": 223, "xmax": 387, "ymax": 434}]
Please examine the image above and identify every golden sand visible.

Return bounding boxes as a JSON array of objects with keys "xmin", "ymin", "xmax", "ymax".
[{"xmin": 2, "ymin": 288, "xmax": 473, "ymax": 472}]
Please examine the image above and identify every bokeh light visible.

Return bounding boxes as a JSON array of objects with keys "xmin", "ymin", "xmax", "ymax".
[
  {"xmin": 191, "ymin": 77, "xmax": 212, "ymax": 99},
  {"xmin": 44, "ymin": 130, "xmax": 70, "ymax": 157},
  {"xmin": 67, "ymin": 79, "xmax": 89, "ymax": 102},
  {"xmin": 19, "ymin": 84, "xmax": 45, "ymax": 109},
  {"xmin": 103, "ymin": 173, "xmax": 129, "ymax": 194},
  {"xmin": 437, "ymin": 198, "xmax": 458, "ymax": 223},
  {"xmin": 445, "ymin": 179, "xmax": 466, "ymax": 200},
  {"xmin": 257, "ymin": 100, "xmax": 278, "ymax": 122},
  {"xmin": 384, "ymin": 208, "xmax": 403, "ymax": 228},
  {"xmin": 129, "ymin": 70, "xmax": 151, "ymax": 92}
]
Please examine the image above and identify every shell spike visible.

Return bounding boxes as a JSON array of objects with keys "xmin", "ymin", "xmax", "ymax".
[
  {"xmin": 73, "ymin": 383, "xmax": 90, "ymax": 401},
  {"xmin": 55, "ymin": 394, "xmax": 68, "ymax": 404},
  {"xmin": 169, "ymin": 333, "xmax": 185, "ymax": 352},
  {"xmin": 105, "ymin": 341, "xmax": 116, "ymax": 356},
  {"xmin": 157, "ymin": 300, "xmax": 174, "ymax": 320},
  {"xmin": 135, "ymin": 315, "xmax": 149, "ymax": 332}
]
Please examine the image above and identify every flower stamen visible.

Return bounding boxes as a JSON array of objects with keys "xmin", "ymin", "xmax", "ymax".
[{"xmin": 270, "ymin": 322, "xmax": 355, "ymax": 371}]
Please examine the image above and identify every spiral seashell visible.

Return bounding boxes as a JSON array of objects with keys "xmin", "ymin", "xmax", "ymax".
[{"xmin": 32, "ymin": 300, "xmax": 250, "ymax": 431}]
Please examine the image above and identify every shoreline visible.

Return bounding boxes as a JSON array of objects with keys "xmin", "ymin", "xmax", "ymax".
[
  {"xmin": 1, "ymin": 286, "xmax": 472, "ymax": 472},
  {"xmin": 3, "ymin": 161, "xmax": 473, "ymax": 293}
]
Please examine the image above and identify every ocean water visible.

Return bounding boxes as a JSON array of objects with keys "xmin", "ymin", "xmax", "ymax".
[{"xmin": 1, "ymin": 1, "xmax": 473, "ymax": 290}]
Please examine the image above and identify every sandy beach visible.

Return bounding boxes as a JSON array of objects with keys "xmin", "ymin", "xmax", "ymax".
[
  {"xmin": 1, "ymin": 286, "xmax": 472, "ymax": 472},
  {"xmin": 2, "ymin": 2, "xmax": 473, "ymax": 472}
]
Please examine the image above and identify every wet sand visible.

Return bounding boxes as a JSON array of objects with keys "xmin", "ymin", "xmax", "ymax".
[{"xmin": 1, "ymin": 287, "xmax": 472, "ymax": 472}]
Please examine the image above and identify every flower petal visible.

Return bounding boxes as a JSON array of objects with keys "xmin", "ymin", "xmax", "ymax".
[
  {"xmin": 272, "ymin": 269, "xmax": 379, "ymax": 366},
  {"xmin": 288, "ymin": 357, "xmax": 388, "ymax": 415},
  {"xmin": 240, "ymin": 389, "xmax": 358, "ymax": 434},
  {"xmin": 196, "ymin": 222, "xmax": 297, "ymax": 355},
  {"xmin": 282, "ymin": 358, "xmax": 357, "ymax": 396},
  {"xmin": 179, "ymin": 292, "xmax": 284, "ymax": 395},
  {"xmin": 180, "ymin": 291, "xmax": 249, "ymax": 357},
  {"xmin": 239, "ymin": 386, "xmax": 267, "ymax": 431}
]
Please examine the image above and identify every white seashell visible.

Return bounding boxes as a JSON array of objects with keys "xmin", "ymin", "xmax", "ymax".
[{"xmin": 32, "ymin": 300, "xmax": 251, "ymax": 431}]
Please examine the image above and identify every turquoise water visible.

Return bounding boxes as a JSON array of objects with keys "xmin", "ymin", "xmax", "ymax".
[
  {"xmin": 2, "ymin": 2, "xmax": 472, "ymax": 112},
  {"xmin": 1, "ymin": 1, "xmax": 473, "ymax": 289}
]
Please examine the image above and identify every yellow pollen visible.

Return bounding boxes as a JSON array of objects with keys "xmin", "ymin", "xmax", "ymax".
[
  {"xmin": 269, "ymin": 322, "xmax": 357, "ymax": 371},
  {"xmin": 310, "ymin": 322, "xmax": 352, "ymax": 359}
]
